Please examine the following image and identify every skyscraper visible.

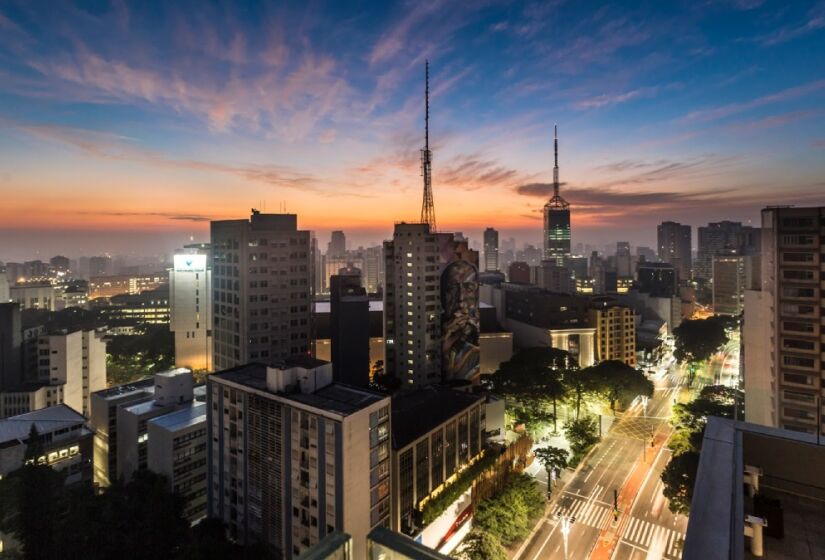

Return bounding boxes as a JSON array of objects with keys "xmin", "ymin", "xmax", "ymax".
[
  {"xmin": 657, "ymin": 221, "xmax": 692, "ymax": 282},
  {"xmin": 744, "ymin": 206, "xmax": 823, "ymax": 435},
  {"xmin": 615, "ymin": 241, "xmax": 632, "ymax": 278},
  {"xmin": 543, "ymin": 126, "xmax": 571, "ymax": 266},
  {"xmin": 483, "ymin": 227, "xmax": 499, "ymax": 271},
  {"xmin": 170, "ymin": 244, "xmax": 212, "ymax": 372},
  {"xmin": 327, "ymin": 230, "xmax": 346, "ymax": 258},
  {"xmin": 712, "ymin": 252, "xmax": 746, "ymax": 316},
  {"xmin": 329, "ymin": 272, "xmax": 370, "ymax": 387},
  {"xmin": 696, "ymin": 221, "xmax": 760, "ymax": 281},
  {"xmin": 210, "ymin": 211, "xmax": 311, "ymax": 371}
]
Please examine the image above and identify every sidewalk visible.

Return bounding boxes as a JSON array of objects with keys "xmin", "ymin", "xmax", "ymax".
[{"xmin": 588, "ymin": 427, "xmax": 670, "ymax": 560}]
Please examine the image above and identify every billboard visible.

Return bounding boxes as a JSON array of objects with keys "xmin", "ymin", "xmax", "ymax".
[{"xmin": 438, "ymin": 234, "xmax": 480, "ymax": 383}]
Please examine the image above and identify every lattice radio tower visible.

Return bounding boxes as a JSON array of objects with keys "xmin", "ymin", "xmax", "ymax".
[{"xmin": 420, "ymin": 60, "xmax": 436, "ymax": 231}]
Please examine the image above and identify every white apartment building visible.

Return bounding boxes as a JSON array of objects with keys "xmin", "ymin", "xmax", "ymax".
[{"xmin": 36, "ymin": 330, "xmax": 106, "ymax": 417}]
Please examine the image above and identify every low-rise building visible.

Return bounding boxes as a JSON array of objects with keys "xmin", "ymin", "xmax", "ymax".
[
  {"xmin": 89, "ymin": 273, "xmax": 167, "ymax": 300},
  {"xmin": 10, "ymin": 282, "xmax": 56, "ymax": 311},
  {"xmin": 0, "ymin": 404, "xmax": 93, "ymax": 484},
  {"xmin": 89, "ymin": 377, "xmax": 155, "ymax": 487},
  {"xmin": 116, "ymin": 369, "xmax": 199, "ymax": 482},
  {"xmin": 390, "ymin": 386, "xmax": 486, "ymax": 541}
]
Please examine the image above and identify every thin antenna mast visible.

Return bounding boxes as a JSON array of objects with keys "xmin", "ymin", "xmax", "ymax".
[
  {"xmin": 420, "ymin": 60, "xmax": 436, "ymax": 231},
  {"xmin": 553, "ymin": 124, "xmax": 559, "ymax": 198}
]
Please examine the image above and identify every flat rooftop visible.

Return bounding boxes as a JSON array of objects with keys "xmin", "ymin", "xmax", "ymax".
[
  {"xmin": 212, "ymin": 363, "xmax": 387, "ymax": 416},
  {"xmin": 391, "ymin": 386, "xmax": 484, "ymax": 450},
  {"xmin": 93, "ymin": 376, "xmax": 155, "ymax": 400},
  {"xmin": 148, "ymin": 402, "xmax": 206, "ymax": 432},
  {"xmin": 684, "ymin": 418, "xmax": 825, "ymax": 560}
]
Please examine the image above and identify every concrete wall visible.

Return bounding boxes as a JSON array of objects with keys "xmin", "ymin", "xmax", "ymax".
[{"xmin": 743, "ymin": 290, "xmax": 775, "ymax": 428}]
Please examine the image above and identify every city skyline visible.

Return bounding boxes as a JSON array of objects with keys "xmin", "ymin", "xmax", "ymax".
[{"xmin": 1, "ymin": 0, "xmax": 825, "ymax": 258}]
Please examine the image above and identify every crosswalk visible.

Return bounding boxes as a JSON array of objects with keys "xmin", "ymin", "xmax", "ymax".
[
  {"xmin": 622, "ymin": 516, "xmax": 684, "ymax": 558},
  {"xmin": 550, "ymin": 499, "xmax": 611, "ymax": 529}
]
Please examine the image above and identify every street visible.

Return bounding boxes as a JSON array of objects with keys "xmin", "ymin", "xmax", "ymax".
[{"xmin": 514, "ymin": 363, "xmax": 688, "ymax": 560}]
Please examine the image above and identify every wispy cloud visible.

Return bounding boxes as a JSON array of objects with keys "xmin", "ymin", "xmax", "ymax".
[
  {"xmin": 757, "ymin": 3, "xmax": 825, "ymax": 46},
  {"xmin": 76, "ymin": 211, "xmax": 212, "ymax": 222},
  {"xmin": 574, "ymin": 87, "xmax": 658, "ymax": 109},
  {"xmin": 11, "ymin": 121, "xmax": 372, "ymax": 196},
  {"xmin": 681, "ymin": 79, "xmax": 825, "ymax": 123},
  {"xmin": 726, "ymin": 110, "xmax": 822, "ymax": 133}
]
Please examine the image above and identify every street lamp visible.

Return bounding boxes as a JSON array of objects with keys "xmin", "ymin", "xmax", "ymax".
[{"xmin": 557, "ymin": 512, "xmax": 575, "ymax": 560}]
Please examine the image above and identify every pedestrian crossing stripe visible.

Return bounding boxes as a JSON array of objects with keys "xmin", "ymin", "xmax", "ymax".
[
  {"xmin": 622, "ymin": 516, "xmax": 685, "ymax": 558},
  {"xmin": 551, "ymin": 500, "xmax": 610, "ymax": 529}
]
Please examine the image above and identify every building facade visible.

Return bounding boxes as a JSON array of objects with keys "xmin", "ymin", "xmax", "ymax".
[
  {"xmin": 744, "ymin": 206, "xmax": 824, "ymax": 436},
  {"xmin": 483, "ymin": 228, "xmax": 499, "ymax": 272},
  {"xmin": 329, "ymin": 274, "xmax": 370, "ymax": 388},
  {"xmin": 147, "ymin": 402, "xmax": 208, "ymax": 522},
  {"xmin": 657, "ymin": 221, "xmax": 692, "ymax": 282},
  {"xmin": 0, "ymin": 404, "xmax": 93, "ymax": 484},
  {"xmin": 390, "ymin": 387, "xmax": 485, "ymax": 536},
  {"xmin": 36, "ymin": 329, "xmax": 106, "ymax": 417},
  {"xmin": 210, "ymin": 211, "xmax": 311, "ymax": 371},
  {"xmin": 207, "ymin": 361, "xmax": 391, "ymax": 559},
  {"xmin": 589, "ymin": 299, "xmax": 636, "ymax": 366},
  {"xmin": 170, "ymin": 246, "xmax": 213, "ymax": 372}
]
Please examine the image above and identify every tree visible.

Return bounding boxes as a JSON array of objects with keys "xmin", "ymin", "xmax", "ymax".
[
  {"xmin": 585, "ymin": 360, "xmax": 654, "ymax": 413},
  {"xmin": 661, "ymin": 450, "xmax": 700, "ymax": 515},
  {"xmin": 485, "ymin": 347, "xmax": 573, "ymax": 432},
  {"xmin": 534, "ymin": 446, "xmax": 569, "ymax": 491},
  {"xmin": 564, "ymin": 417, "xmax": 599, "ymax": 466},
  {"xmin": 661, "ymin": 385, "xmax": 741, "ymax": 515},
  {"xmin": 561, "ymin": 368, "xmax": 594, "ymax": 420},
  {"xmin": 456, "ymin": 530, "xmax": 508, "ymax": 560},
  {"xmin": 673, "ymin": 317, "xmax": 729, "ymax": 366},
  {"xmin": 472, "ymin": 473, "xmax": 544, "ymax": 547}
]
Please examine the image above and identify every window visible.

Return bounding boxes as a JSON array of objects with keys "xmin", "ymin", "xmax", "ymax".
[
  {"xmin": 783, "ymin": 372, "xmax": 813, "ymax": 386},
  {"xmin": 782, "ymin": 269, "xmax": 815, "ymax": 281},
  {"xmin": 782, "ymin": 286, "xmax": 816, "ymax": 298},
  {"xmin": 782, "ymin": 321, "xmax": 814, "ymax": 334},
  {"xmin": 783, "ymin": 355, "xmax": 815, "ymax": 369}
]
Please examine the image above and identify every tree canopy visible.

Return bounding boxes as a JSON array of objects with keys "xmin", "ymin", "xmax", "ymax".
[
  {"xmin": 673, "ymin": 316, "xmax": 729, "ymax": 364},
  {"xmin": 564, "ymin": 417, "xmax": 600, "ymax": 467},
  {"xmin": 455, "ymin": 530, "xmax": 508, "ymax": 560},
  {"xmin": 485, "ymin": 347, "xmax": 574, "ymax": 432},
  {"xmin": 661, "ymin": 385, "xmax": 742, "ymax": 515},
  {"xmin": 583, "ymin": 360, "xmax": 654, "ymax": 413},
  {"xmin": 0, "ymin": 465, "xmax": 257, "ymax": 559}
]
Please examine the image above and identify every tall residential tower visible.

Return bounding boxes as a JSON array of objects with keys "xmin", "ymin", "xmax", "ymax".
[{"xmin": 210, "ymin": 211, "xmax": 311, "ymax": 370}]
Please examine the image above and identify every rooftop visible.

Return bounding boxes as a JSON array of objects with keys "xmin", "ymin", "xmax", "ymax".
[
  {"xmin": 213, "ymin": 363, "xmax": 387, "ymax": 416},
  {"xmin": 684, "ymin": 418, "xmax": 825, "ymax": 560},
  {"xmin": 391, "ymin": 386, "xmax": 484, "ymax": 450},
  {"xmin": 148, "ymin": 402, "xmax": 207, "ymax": 432},
  {"xmin": 92, "ymin": 377, "xmax": 155, "ymax": 400},
  {"xmin": 0, "ymin": 404, "xmax": 86, "ymax": 445}
]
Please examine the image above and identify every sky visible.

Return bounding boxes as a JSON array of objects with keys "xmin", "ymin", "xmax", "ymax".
[{"xmin": 1, "ymin": 0, "xmax": 825, "ymax": 260}]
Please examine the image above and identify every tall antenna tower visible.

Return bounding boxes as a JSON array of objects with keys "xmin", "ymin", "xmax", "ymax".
[
  {"xmin": 420, "ymin": 60, "xmax": 436, "ymax": 231},
  {"xmin": 547, "ymin": 124, "xmax": 569, "ymax": 209}
]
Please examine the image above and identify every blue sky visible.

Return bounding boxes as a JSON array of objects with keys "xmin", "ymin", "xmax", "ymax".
[{"xmin": 0, "ymin": 0, "xmax": 824, "ymax": 259}]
